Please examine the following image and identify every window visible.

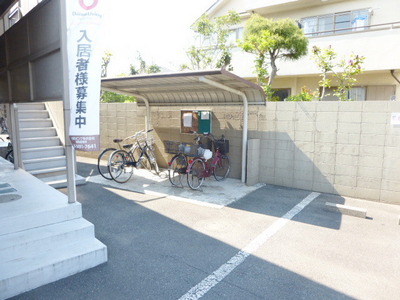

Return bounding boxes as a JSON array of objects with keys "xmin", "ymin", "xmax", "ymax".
[
  {"xmin": 348, "ymin": 87, "xmax": 366, "ymax": 101},
  {"xmin": 227, "ymin": 27, "xmax": 244, "ymax": 45},
  {"xmin": 272, "ymin": 89, "xmax": 291, "ymax": 101},
  {"xmin": 8, "ymin": 7, "xmax": 21, "ymax": 27},
  {"xmin": 320, "ymin": 87, "xmax": 366, "ymax": 101},
  {"xmin": 301, "ymin": 9, "xmax": 370, "ymax": 36}
]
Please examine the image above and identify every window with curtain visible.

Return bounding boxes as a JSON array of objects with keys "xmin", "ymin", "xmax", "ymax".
[{"xmin": 301, "ymin": 9, "xmax": 370, "ymax": 36}]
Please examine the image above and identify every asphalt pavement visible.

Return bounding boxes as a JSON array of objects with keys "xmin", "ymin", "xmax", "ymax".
[{"xmin": 9, "ymin": 156, "xmax": 400, "ymax": 300}]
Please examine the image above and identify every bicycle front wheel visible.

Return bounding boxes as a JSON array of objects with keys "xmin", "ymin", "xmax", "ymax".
[
  {"xmin": 213, "ymin": 155, "xmax": 230, "ymax": 181},
  {"xmin": 187, "ymin": 158, "xmax": 205, "ymax": 190},
  {"xmin": 168, "ymin": 153, "xmax": 187, "ymax": 187},
  {"xmin": 146, "ymin": 148, "xmax": 160, "ymax": 174},
  {"xmin": 108, "ymin": 150, "xmax": 134, "ymax": 183},
  {"xmin": 97, "ymin": 148, "xmax": 117, "ymax": 180}
]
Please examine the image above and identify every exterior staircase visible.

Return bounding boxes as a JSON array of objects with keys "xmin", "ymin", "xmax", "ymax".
[
  {"xmin": 0, "ymin": 163, "xmax": 107, "ymax": 299},
  {"xmin": 15, "ymin": 102, "xmax": 85, "ymax": 188},
  {"xmin": 0, "ymin": 102, "xmax": 107, "ymax": 298}
]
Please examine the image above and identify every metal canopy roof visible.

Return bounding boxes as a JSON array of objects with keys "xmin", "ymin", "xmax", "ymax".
[
  {"xmin": 101, "ymin": 69, "xmax": 266, "ymax": 106},
  {"xmin": 101, "ymin": 69, "xmax": 265, "ymax": 183}
]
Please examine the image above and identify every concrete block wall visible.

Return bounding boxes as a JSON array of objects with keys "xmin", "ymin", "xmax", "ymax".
[
  {"xmin": 78, "ymin": 101, "xmax": 400, "ymax": 205},
  {"xmin": 79, "ymin": 103, "xmax": 245, "ymax": 179},
  {"xmin": 254, "ymin": 101, "xmax": 400, "ymax": 204}
]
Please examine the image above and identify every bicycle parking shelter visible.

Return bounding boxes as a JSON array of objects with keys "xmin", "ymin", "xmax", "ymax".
[{"xmin": 101, "ymin": 69, "xmax": 266, "ymax": 183}]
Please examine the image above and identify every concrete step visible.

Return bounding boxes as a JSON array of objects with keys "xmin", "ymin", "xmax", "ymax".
[
  {"xmin": 21, "ymin": 145, "xmax": 65, "ymax": 160},
  {"xmin": 34, "ymin": 168, "xmax": 67, "ymax": 179},
  {"xmin": 28, "ymin": 166, "xmax": 66, "ymax": 176},
  {"xmin": 23, "ymin": 156, "xmax": 66, "ymax": 172},
  {"xmin": 19, "ymin": 127, "xmax": 57, "ymax": 138},
  {"xmin": 18, "ymin": 110, "xmax": 49, "ymax": 120},
  {"xmin": 20, "ymin": 136, "xmax": 61, "ymax": 148},
  {"xmin": 40, "ymin": 174, "xmax": 87, "ymax": 189},
  {"xmin": 0, "ymin": 237, "xmax": 107, "ymax": 299},
  {"xmin": 19, "ymin": 118, "xmax": 53, "ymax": 128},
  {"xmin": 0, "ymin": 218, "xmax": 94, "ymax": 260},
  {"xmin": 16, "ymin": 103, "xmax": 46, "ymax": 110},
  {"xmin": 0, "ymin": 201, "xmax": 82, "ymax": 236}
]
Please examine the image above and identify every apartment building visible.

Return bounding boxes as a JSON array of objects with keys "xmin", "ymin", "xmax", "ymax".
[
  {"xmin": 205, "ymin": 0, "xmax": 400, "ymax": 101},
  {"xmin": 0, "ymin": 0, "xmax": 43, "ymax": 34}
]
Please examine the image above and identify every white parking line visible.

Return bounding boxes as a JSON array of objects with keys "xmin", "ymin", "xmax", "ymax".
[{"xmin": 178, "ymin": 192, "xmax": 321, "ymax": 300}]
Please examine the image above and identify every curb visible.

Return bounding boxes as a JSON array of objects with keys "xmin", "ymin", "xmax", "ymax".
[{"xmin": 325, "ymin": 202, "xmax": 367, "ymax": 219}]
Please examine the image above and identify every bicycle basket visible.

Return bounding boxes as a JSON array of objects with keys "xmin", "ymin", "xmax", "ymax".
[
  {"xmin": 214, "ymin": 139, "xmax": 229, "ymax": 155},
  {"xmin": 164, "ymin": 141, "xmax": 182, "ymax": 154}
]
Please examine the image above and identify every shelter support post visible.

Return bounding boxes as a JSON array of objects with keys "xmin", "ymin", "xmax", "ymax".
[
  {"xmin": 198, "ymin": 76, "xmax": 248, "ymax": 183},
  {"xmin": 101, "ymin": 88, "xmax": 151, "ymax": 132}
]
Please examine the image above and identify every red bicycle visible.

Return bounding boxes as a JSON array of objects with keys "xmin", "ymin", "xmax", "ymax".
[{"xmin": 186, "ymin": 133, "xmax": 230, "ymax": 190}]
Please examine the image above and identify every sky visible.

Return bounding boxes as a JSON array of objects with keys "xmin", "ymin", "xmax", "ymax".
[{"xmin": 102, "ymin": 0, "xmax": 216, "ymax": 76}]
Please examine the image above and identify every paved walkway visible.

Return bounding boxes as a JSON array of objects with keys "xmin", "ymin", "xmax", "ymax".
[
  {"xmin": 85, "ymin": 156, "xmax": 263, "ymax": 208},
  {"xmin": 9, "ymin": 156, "xmax": 400, "ymax": 300}
]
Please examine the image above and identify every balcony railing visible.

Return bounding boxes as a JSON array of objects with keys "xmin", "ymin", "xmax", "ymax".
[{"xmin": 305, "ymin": 21, "xmax": 400, "ymax": 38}]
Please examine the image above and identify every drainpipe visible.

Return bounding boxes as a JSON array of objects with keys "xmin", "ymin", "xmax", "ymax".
[
  {"xmin": 101, "ymin": 87, "xmax": 151, "ymax": 132},
  {"xmin": 198, "ymin": 76, "xmax": 248, "ymax": 183}
]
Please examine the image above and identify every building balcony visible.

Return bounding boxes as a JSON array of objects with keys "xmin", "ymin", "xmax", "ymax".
[{"xmin": 232, "ymin": 21, "xmax": 400, "ymax": 78}]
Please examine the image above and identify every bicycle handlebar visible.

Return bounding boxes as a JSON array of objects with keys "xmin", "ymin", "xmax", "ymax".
[
  {"xmin": 123, "ymin": 129, "xmax": 154, "ymax": 141},
  {"xmin": 193, "ymin": 132, "xmax": 225, "ymax": 143}
]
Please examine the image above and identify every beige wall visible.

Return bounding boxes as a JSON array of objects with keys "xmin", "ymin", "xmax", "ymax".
[
  {"xmin": 79, "ymin": 101, "xmax": 400, "ymax": 205},
  {"xmin": 212, "ymin": 0, "xmax": 400, "ymax": 85},
  {"xmin": 271, "ymin": 72, "xmax": 399, "ymax": 101},
  {"xmin": 78, "ymin": 103, "xmax": 247, "ymax": 179},
  {"xmin": 254, "ymin": 101, "xmax": 400, "ymax": 204}
]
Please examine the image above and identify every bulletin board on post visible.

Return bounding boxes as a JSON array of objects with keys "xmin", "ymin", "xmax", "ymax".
[{"xmin": 181, "ymin": 110, "xmax": 212, "ymax": 134}]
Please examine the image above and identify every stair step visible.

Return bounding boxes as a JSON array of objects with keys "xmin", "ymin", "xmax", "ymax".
[
  {"xmin": 21, "ymin": 145, "xmax": 65, "ymax": 160},
  {"xmin": 0, "ymin": 218, "xmax": 94, "ymax": 260},
  {"xmin": 23, "ymin": 156, "xmax": 66, "ymax": 171},
  {"xmin": 19, "ymin": 118, "xmax": 53, "ymax": 128},
  {"xmin": 16, "ymin": 103, "xmax": 46, "ymax": 110},
  {"xmin": 18, "ymin": 110, "xmax": 49, "ymax": 119},
  {"xmin": 0, "ymin": 237, "xmax": 107, "ymax": 299},
  {"xmin": 28, "ymin": 166, "xmax": 67, "ymax": 176},
  {"xmin": 20, "ymin": 136, "xmax": 61, "ymax": 148},
  {"xmin": 40, "ymin": 174, "xmax": 87, "ymax": 188},
  {"xmin": 0, "ymin": 201, "xmax": 83, "ymax": 236},
  {"xmin": 19, "ymin": 127, "xmax": 57, "ymax": 138}
]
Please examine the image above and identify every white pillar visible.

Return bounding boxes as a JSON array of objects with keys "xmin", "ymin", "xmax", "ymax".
[
  {"xmin": 198, "ymin": 76, "xmax": 249, "ymax": 183},
  {"xmin": 59, "ymin": 0, "xmax": 76, "ymax": 203}
]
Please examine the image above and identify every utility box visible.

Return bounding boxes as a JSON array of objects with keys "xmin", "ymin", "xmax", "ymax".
[{"xmin": 181, "ymin": 110, "xmax": 212, "ymax": 134}]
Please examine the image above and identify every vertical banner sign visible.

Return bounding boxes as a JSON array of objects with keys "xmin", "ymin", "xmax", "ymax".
[{"xmin": 66, "ymin": 0, "xmax": 102, "ymax": 151}]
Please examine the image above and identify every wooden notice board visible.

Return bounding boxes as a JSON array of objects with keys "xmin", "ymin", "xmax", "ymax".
[{"xmin": 181, "ymin": 110, "xmax": 212, "ymax": 134}]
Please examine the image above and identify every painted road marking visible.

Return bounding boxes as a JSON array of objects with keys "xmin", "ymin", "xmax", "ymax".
[{"xmin": 178, "ymin": 192, "xmax": 321, "ymax": 300}]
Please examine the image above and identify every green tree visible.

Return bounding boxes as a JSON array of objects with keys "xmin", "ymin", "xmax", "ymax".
[
  {"xmin": 239, "ymin": 15, "xmax": 308, "ymax": 99},
  {"xmin": 286, "ymin": 86, "xmax": 316, "ymax": 101},
  {"xmin": 312, "ymin": 46, "xmax": 365, "ymax": 101},
  {"xmin": 130, "ymin": 53, "xmax": 161, "ymax": 75},
  {"xmin": 100, "ymin": 51, "xmax": 135, "ymax": 103},
  {"xmin": 100, "ymin": 92, "xmax": 135, "ymax": 103},
  {"xmin": 182, "ymin": 10, "xmax": 240, "ymax": 71},
  {"xmin": 101, "ymin": 50, "xmax": 113, "ymax": 78},
  {"xmin": 311, "ymin": 46, "xmax": 335, "ymax": 100}
]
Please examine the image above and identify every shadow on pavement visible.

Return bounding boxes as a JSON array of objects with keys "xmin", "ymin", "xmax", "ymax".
[{"xmin": 10, "ymin": 163, "xmax": 355, "ymax": 299}]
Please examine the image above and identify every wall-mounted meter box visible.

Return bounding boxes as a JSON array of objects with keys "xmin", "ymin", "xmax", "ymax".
[{"xmin": 181, "ymin": 110, "xmax": 212, "ymax": 134}]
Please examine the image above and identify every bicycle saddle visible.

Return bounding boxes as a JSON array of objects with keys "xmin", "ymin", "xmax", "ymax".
[{"xmin": 113, "ymin": 138, "xmax": 123, "ymax": 143}]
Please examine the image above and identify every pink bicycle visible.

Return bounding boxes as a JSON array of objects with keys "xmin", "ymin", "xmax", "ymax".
[{"xmin": 186, "ymin": 133, "xmax": 230, "ymax": 190}]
